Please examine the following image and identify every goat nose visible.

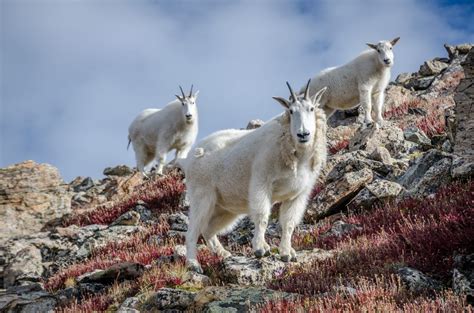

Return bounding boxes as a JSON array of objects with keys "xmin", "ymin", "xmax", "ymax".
[
  {"xmin": 384, "ymin": 59, "xmax": 391, "ymax": 64},
  {"xmin": 297, "ymin": 132, "xmax": 310, "ymax": 138},
  {"xmin": 186, "ymin": 114, "xmax": 192, "ymax": 118}
]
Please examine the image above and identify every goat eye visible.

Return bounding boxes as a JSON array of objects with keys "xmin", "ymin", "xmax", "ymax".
[
  {"xmin": 310, "ymin": 107, "xmax": 314, "ymax": 112},
  {"xmin": 289, "ymin": 109, "xmax": 293, "ymax": 115}
]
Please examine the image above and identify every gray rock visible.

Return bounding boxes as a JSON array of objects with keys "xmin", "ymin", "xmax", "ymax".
[
  {"xmin": 451, "ymin": 160, "xmax": 474, "ymax": 179},
  {"xmin": 221, "ymin": 249, "xmax": 332, "ymax": 285},
  {"xmin": 103, "ymin": 165, "xmax": 133, "ymax": 176},
  {"xmin": 309, "ymin": 168, "xmax": 373, "ymax": 219},
  {"xmin": 110, "ymin": 211, "xmax": 141, "ymax": 227},
  {"xmin": 72, "ymin": 177, "xmax": 94, "ymax": 192},
  {"xmin": 77, "ymin": 262, "xmax": 144, "ymax": 285},
  {"xmin": 445, "ymin": 43, "xmax": 473, "ymax": 59},
  {"xmin": 168, "ymin": 212, "xmax": 189, "ymax": 232},
  {"xmin": 192, "ymin": 286, "xmax": 296, "ymax": 312},
  {"xmin": 398, "ymin": 149, "xmax": 453, "ymax": 198},
  {"xmin": 419, "ymin": 60, "xmax": 448, "ymax": 76},
  {"xmin": 452, "ymin": 254, "xmax": 474, "ymax": 304},
  {"xmin": 246, "ymin": 119, "xmax": 265, "ymax": 130},
  {"xmin": 348, "ymin": 122, "xmax": 410, "ymax": 158},
  {"xmin": 141, "ymin": 288, "xmax": 196, "ymax": 311},
  {"xmin": 350, "ymin": 179, "xmax": 403, "ymax": 209},
  {"xmin": 3, "ymin": 246, "xmax": 43, "ymax": 288},
  {"xmin": 117, "ymin": 297, "xmax": 140, "ymax": 313},
  {"xmin": 132, "ymin": 204, "xmax": 152, "ymax": 222},
  {"xmin": 396, "ymin": 267, "xmax": 442, "ymax": 293},
  {"xmin": 404, "ymin": 126, "xmax": 431, "ymax": 146},
  {"xmin": 395, "ymin": 72, "xmax": 412, "ymax": 84},
  {"xmin": 320, "ymin": 221, "xmax": 362, "ymax": 238},
  {"xmin": 0, "ymin": 289, "xmax": 57, "ymax": 313},
  {"xmin": 369, "ymin": 146, "xmax": 393, "ymax": 165},
  {"xmin": 56, "ymin": 283, "xmax": 106, "ymax": 305},
  {"xmin": 407, "ymin": 76, "xmax": 435, "ymax": 91}
]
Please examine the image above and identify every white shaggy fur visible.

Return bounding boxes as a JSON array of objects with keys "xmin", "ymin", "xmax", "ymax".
[
  {"xmin": 128, "ymin": 86, "xmax": 199, "ymax": 176},
  {"xmin": 181, "ymin": 81, "xmax": 328, "ymax": 273},
  {"xmin": 299, "ymin": 37, "xmax": 400, "ymax": 127}
]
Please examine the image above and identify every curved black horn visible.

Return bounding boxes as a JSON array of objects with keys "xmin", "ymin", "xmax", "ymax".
[
  {"xmin": 304, "ymin": 79, "xmax": 311, "ymax": 100},
  {"xmin": 286, "ymin": 81, "xmax": 296, "ymax": 102},
  {"xmin": 179, "ymin": 85, "xmax": 186, "ymax": 98},
  {"xmin": 189, "ymin": 84, "xmax": 193, "ymax": 97}
]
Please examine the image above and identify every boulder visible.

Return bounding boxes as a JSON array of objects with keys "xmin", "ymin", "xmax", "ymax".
[
  {"xmin": 0, "ymin": 285, "xmax": 57, "ymax": 313},
  {"xmin": 350, "ymin": 179, "xmax": 403, "ymax": 210},
  {"xmin": 396, "ymin": 267, "xmax": 442, "ymax": 293},
  {"xmin": 369, "ymin": 146, "xmax": 393, "ymax": 166},
  {"xmin": 168, "ymin": 212, "xmax": 189, "ymax": 232},
  {"xmin": 77, "ymin": 262, "xmax": 144, "ymax": 285},
  {"xmin": 141, "ymin": 288, "xmax": 196, "ymax": 312},
  {"xmin": 191, "ymin": 286, "xmax": 296, "ymax": 312},
  {"xmin": 419, "ymin": 60, "xmax": 448, "ymax": 76},
  {"xmin": 0, "ymin": 161, "xmax": 71, "ymax": 240},
  {"xmin": 221, "ymin": 249, "xmax": 332, "ymax": 285},
  {"xmin": 398, "ymin": 149, "xmax": 453, "ymax": 198},
  {"xmin": 110, "ymin": 211, "xmax": 141, "ymax": 227},
  {"xmin": 404, "ymin": 126, "xmax": 431, "ymax": 146},
  {"xmin": 320, "ymin": 221, "xmax": 362, "ymax": 239},
  {"xmin": 452, "ymin": 254, "xmax": 474, "ymax": 304},
  {"xmin": 3, "ymin": 246, "xmax": 43, "ymax": 288},
  {"xmin": 309, "ymin": 168, "xmax": 373, "ymax": 219},
  {"xmin": 103, "ymin": 165, "xmax": 133, "ymax": 177},
  {"xmin": 348, "ymin": 122, "xmax": 411, "ymax": 158}
]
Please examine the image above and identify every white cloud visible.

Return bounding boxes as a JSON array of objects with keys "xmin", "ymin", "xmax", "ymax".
[{"xmin": 1, "ymin": 0, "xmax": 472, "ymax": 180}]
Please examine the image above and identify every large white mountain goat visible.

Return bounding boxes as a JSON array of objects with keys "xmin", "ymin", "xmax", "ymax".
[
  {"xmin": 181, "ymin": 81, "xmax": 328, "ymax": 273},
  {"xmin": 299, "ymin": 37, "xmax": 400, "ymax": 128},
  {"xmin": 128, "ymin": 85, "xmax": 199, "ymax": 176}
]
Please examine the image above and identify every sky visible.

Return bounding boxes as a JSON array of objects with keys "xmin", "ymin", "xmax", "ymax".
[{"xmin": 1, "ymin": 0, "xmax": 473, "ymax": 181}]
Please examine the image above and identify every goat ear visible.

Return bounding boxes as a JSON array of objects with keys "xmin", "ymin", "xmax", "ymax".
[
  {"xmin": 366, "ymin": 43, "xmax": 377, "ymax": 50},
  {"xmin": 390, "ymin": 37, "xmax": 400, "ymax": 46},
  {"xmin": 272, "ymin": 96, "xmax": 290, "ymax": 109},
  {"xmin": 193, "ymin": 90, "xmax": 199, "ymax": 99},
  {"xmin": 311, "ymin": 87, "xmax": 327, "ymax": 107},
  {"xmin": 175, "ymin": 95, "xmax": 183, "ymax": 102}
]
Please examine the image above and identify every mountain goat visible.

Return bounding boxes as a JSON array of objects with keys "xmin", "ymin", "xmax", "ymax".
[
  {"xmin": 181, "ymin": 81, "xmax": 328, "ymax": 273},
  {"xmin": 299, "ymin": 37, "xmax": 400, "ymax": 128},
  {"xmin": 128, "ymin": 85, "xmax": 199, "ymax": 176}
]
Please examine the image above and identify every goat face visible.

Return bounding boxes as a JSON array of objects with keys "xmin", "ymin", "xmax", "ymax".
[
  {"xmin": 273, "ymin": 80, "xmax": 327, "ymax": 146},
  {"xmin": 176, "ymin": 85, "xmax": 199, "ymax": 124},
  {"xmin": 367, "ymin": 37, "xmax": 400, "ymax": 68}
]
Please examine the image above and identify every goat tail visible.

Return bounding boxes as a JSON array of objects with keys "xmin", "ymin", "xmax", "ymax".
[{"xmin": 127, "ymin": 136, "xmax": 131, "ymax": 150}]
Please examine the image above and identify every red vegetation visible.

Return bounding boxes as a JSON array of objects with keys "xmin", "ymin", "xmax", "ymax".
[
  {"xmin": 261, "ymin": 277, "xmax": 471, "ymax": 312},
  {"xmin": 415, "ymin": 112, "xmax": 446, "ymax": 138},
  {"xmin": 64, "ymin": 171, "xmax": 185, "ymax": 226},
  {"xmin": 329, "ymin": 139, "xmax": 350, "ymax": 155},
  {"xmin": 45, "ymin": 223, "xmax": 171, "ymax": 291},
  {"xmin": 384, "ymin": 98, "xmax": 423, "ymax": 119},
  {"xmin": 270, "ymin": 181, "xmax": 474, "ymax": 299}
]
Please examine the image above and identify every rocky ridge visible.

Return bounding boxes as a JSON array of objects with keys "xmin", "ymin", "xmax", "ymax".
[{"xmin": 0, "ymin": 44, "xmax": 473, "ymax": 312}]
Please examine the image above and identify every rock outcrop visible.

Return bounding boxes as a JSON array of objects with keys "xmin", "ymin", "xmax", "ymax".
[{"xmin": 0, "ymin": 161, "xmax": 71, "ymax": 241}]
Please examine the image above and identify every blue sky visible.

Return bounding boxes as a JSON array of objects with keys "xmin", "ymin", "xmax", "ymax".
[{"xmin": 1, "ymin": 0, "xmax": 473, "ymax": 181}]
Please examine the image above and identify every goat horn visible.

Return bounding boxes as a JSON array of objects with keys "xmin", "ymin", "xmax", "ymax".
[
  {"xmin": 189, "ymin": 84, "xmax": 193, "ymax": 97},
  {"xmin": 179, "ymin": 85, "xmax": 186, "ymax": 98},
  {"xmin": 304, "ymin": 79, "xmax": 311, "ymax": 100},
  {"xmin": 286, "ymin": 81, "xmax": 296, "ymax": 102}
]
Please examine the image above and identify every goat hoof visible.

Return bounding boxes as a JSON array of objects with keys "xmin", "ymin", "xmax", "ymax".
[
  {"xmin": 254, "ymin": 249, "xmax": 266, "ymax": 258},
  {"xmin": 264, "ymin": 250, "xmax": 271, "ymax": 257},
  {"xmin": 290, "ymin": 256, "xmax": 297, "ymax": 262},
  {"xmin": 281, "ymin": 255, "xmax": 291, "ymax": 262}
]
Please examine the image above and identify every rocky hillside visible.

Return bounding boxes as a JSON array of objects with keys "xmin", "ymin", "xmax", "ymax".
[{"xmin": 1, "ymin": 44, "xmax": 473, "ymax": 312}]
